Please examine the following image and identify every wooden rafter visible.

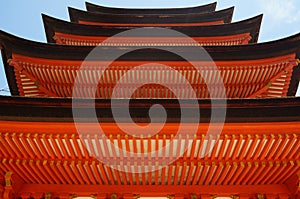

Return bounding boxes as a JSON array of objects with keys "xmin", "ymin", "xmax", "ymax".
[
  {"xmin": 0, "ymin": 118, "xmax": 299, "ymax": 197},
  {"xmin": 7, "ymin": 54, "xmax": 298, "ymax": 98},
  {"xmin": 54, "ymin": 33, "xmax": 251, "ymax": 46}
]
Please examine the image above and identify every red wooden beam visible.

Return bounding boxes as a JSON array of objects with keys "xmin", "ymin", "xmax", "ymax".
[
  {"xmin": 1, "ymin": 121, "xmax": 299, "ymax": 136},
  {"xmin": 54, "ymin": 32, "xmax": 251, "ymax": 46},
  {"xmin": 17, "ymin": 184, "xmax": 293, "ymax": 197},
  {"xmin": 77, "ymin": 20, "xmax": 225, "ymax": 26}
]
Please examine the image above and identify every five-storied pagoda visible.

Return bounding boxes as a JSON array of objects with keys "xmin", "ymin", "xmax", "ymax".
[{"xmin": 0, "ymin": 1, "xmax": 299, "ymax": 199}]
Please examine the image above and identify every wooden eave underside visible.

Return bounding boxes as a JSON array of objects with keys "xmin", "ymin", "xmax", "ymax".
[
  {"xmin": 6, "ymin": 54, "xmax": 297, "ymax": 98},
  {"xmin": 68, "ymin": 7, "xmax": 234, "ymax": 25},
  {"xmin": 43, "ymin": 14, "xmax": 262, "ymax": 44},
  {"xmin": 0, "ymin": 30, "xmax": 299, "ymax": 97},
  {"xmin": 0, "ymin": 96, "xmax": 299, "ymax": 198},
  {"xmin": 85, "ymin": 1, "xmax": 217, "ymax": 14},
  {"xmin": 52, "ymin": 33, "xmax": 252, "ymax": 46}
]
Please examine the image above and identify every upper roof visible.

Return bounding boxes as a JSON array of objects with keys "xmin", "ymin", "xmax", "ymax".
[
  {"xmin": 85, "ymin": 1, "xmax": 217, "ymax": 14},
  {"xmin": 68, "ymin": 7, "xmax": 234, "ymax": 25},
  {"xmin": 43, "ymin": 14, "xmax": 262, "ymax": 44},
  {"xmin": 0, "ymin": 30, "xmax": 299, "ymax": 98},
  {"xmin": 1, "ymin": 29, "xmax": 300, "ymax": 62}
]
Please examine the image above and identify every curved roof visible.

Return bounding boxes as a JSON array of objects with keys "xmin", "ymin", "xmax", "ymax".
[
  {"xmin": 1, "ymin": 29, "xmax": 300, "ymax": 61},
  {"xmin": 0, "ymin": 95, "xmax": 299, "ymax": 199},
  {"xmin": 68, "ymin": 7, "xmax": 234, "ymax": 25},
  {"xmin": 85, "ymin": 1, "xmax": 217, "ymax": 14},
  {"xmin": 0, "ymin": 30, "xmax": 299, "ymax": 97},
  {"xmin": 43, "ymin": 14, "xmax": 262, "ymax": 44}
]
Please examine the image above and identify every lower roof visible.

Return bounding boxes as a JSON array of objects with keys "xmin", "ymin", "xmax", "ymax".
[
  {"xmin": 0, "ymin": 96, "xmax": 299, "ymax": 198},
  {"xmin": 0, "ymin": 96, "xmax": 299, "ymax": 123}
]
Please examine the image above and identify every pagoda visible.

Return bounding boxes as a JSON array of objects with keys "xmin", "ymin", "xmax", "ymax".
[{"xmin": 0, "ymin": 2, "xmax": 299, "ymax": 199}]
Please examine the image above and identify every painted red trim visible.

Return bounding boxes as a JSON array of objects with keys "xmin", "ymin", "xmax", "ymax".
[
  {"xmin": 54, "ymin": 32, "xmax": 251, "ymax": 44},
  {"xmin": 78, "ymin": 20, "xmax": 225, "ymax": 26},
  {"xmin": 0, "ymin": 121, "xmax": 299, "ymax": 135},
  {"xmin": 16, "ymin": 184, "xmax": 293, "ymax": 196},
  {"xmin": 11, "ymin": 53, "xmax": 297, "ymax": 67}
]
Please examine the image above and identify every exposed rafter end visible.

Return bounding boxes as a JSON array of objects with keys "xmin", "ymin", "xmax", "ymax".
[{"xmin": 3, "ymin": 172, "xmax": 13, "ymax": 199}]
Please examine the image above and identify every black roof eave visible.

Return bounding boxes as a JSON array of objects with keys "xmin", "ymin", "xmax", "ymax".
[
  {"xmin": 0, "ymin": 96, "xmax": 299, "ymax": 123},
  {"xmin": 85, "ymin": 1, "xmax": 218, "ymax": 14},
  {"xmin": 43, "ymin": 14, "xmax": 262, "ymax": 44},
  {"xmin": 68, "ymin": 7, "xmax": 234, "ymax": 24},
  {"xmin": 1, "ymin": 29, "xmax": 300, "ymax": 62}
]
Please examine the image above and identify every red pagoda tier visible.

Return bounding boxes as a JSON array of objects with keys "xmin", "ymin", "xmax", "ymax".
[
  {"xmin": 85, "ymin": 1, "xmax": 217, "ymax": 14},
  {"xmin": 68, "ymin": 7, "xmax": 234, "ymax": 26},
  {"xmin": 0, "ymin": 96, "xmax": 299, "ymax": 198},
  {"xmin": 0, "ymin": 1, "xmax": 300, "ymax": 199},
  {"xmin": 0, "ymin": 30, "xmax": 299, "ymax": 99},
  {"xmin": 43, "ymin": 14, "xmax": 262, "ymax": 46}
]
